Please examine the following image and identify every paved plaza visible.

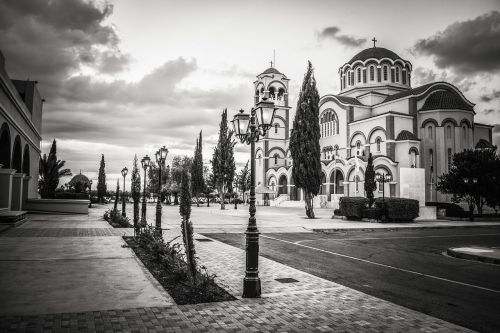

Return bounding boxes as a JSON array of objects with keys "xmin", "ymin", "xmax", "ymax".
[{"xmin": 1, "ymin": 204, "xmax": 496, "ymax": 332}]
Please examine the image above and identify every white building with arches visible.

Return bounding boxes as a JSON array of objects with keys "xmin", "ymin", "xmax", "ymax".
[{"xmin": 251, "ymin": 46, "xmax": 494, "ymax": 206}]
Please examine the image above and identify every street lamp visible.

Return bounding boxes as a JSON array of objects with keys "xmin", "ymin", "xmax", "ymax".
[
  {"xmin": 88, "ymin": 180, "xmax": 93, "ymax": 208},
  {"xmin": 155, "ymin": 146, "xmax": 168, "ymax": 234},
  {"xmin": 375, "ymin": 172, "xmax": 392, "ymax": 203},
  {"xmin": 232, "ymin": 99, "xmax": 277, "ymax": 298},
  {"xmin": 141, "ymin": 155, "xmax": 151, "ymax": 229},
  {"xmin": 121, "ymin": 167, "xmax": 128, "ymax": 217}
]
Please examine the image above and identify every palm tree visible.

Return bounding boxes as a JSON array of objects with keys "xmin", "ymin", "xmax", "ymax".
[{"xmin": 38, "ymin": 139, "xmax": 72, "ymax": 198}]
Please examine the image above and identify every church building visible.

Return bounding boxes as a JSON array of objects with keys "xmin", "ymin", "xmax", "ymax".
[{"xmin": 252, "ymin": 44, "xmax": 494, "ymax": 206}]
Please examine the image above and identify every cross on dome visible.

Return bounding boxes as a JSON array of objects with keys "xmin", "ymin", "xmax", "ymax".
[{"xmin": 372, "ymin": 37, "xmax": 377, "ymax": 48}]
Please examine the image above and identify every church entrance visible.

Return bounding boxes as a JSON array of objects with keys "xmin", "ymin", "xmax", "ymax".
[
  {"xmin": 278, "ymin": 175, "xmax": 288, "ymax": 195},
  {"xmin": 330, "ymin": 170, "xmax": 344, "ymax": 195}
]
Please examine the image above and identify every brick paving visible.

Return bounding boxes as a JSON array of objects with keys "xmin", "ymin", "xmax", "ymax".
[{"xmin": 0, "ymin": 211, "xmax": 475, "ymax": 332}]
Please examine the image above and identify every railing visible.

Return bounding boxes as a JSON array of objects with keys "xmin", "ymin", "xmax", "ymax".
[{"xmin": 259, "ymin": 94, "xmax": 285, "ymax": 106}]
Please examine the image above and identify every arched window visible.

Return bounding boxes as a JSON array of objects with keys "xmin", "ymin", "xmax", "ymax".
[
  {"xmin": 402, "ymin": 69, "xmax": 407, "ymax": 84},
  {"xmin": 376, "ymin": 137, "xmax": 381, "ymax": 152},
  {"xmin": 362, "ymin": 69, "xmax": 367, "ymax": 83},
  {"xmin": 355, "ymin": 175, "xmax": 360, "ymax": 192},
  {"xmin": 446, "ymin": 125, "xmax": 452, "ymax": 139},
  {"xmin": 334, "ymin": 145, "xmax": 339, "ymax": 156},
  {"xmin": 343, "ymin": 75, "xmax": 346, "ymax": 89},
  {"xmin": 409, "ymin": 148, "xmax": 418, "ymax": 168},
  {"xmin": 257, "ymin": 154, "xmax": 262, "ymax": 166},
  {"xmin": 269, "ymin": 86, "xmax": 276, "ymax": 98},
  {"xmin": 462, "ymin": 126, "xmax": 466, "ymax": 138},
  {"xmin": 428, "ymin": 126, "xmax": 433, "ymax": 139},
  {"xmin": 395, "ymin": 67, "xmax": 400, "ymax": 82},
  {"xmin": 274, "ymin": 123, "xmax": 279, "ymax": 134},
  {"xmin": 383, "ymin": 66, "xmax": 388, "ymax": 81},
  {"xmin": 429, "ymin": 149, "xmax": 434, "ymax": 172},
  {"xmin": 356, "ymin": 141, "xmax": 361, "ymax": 156},
  {"xmin": 357, "ymin": 68, "xmax": 361, "ymax": 83},
  {"xmin": 350, "ymin": 72, "xmax": 354, "ymax": 85},
  {"xmin": 369, "ymin": 66, "xmax": 374, "ymax": 81},
  {"xmin": 274, "ymin": 154, "xmax": 279, "ymax": 165}
]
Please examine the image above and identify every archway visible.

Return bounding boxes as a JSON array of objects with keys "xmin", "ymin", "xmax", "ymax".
[
  {"xmin": 278, "ymin": 175, "xmax": 288, "ymax": 195},
  {"xmin": 22, "ymin": 144, "xmax": 30, "ymax": 175},
  {"xmin": 0, "ymin": 123, "xmax": 11, "ymax": 168},
  {"xmin": 320, "ymin": 172, "xmax": 327, "ymax": 195},
  {"xmin": 330, "ymin": 169, "xmax": 344, "ymax": 195},
  {"xmin": 12, "ymin": 135, "xmax": 22, "ymax": 173}
]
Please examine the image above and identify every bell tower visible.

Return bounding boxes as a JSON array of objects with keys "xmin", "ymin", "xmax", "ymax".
[{"xmin": 253, "ymin": 66, "xmax": 291, "ymax": 199}]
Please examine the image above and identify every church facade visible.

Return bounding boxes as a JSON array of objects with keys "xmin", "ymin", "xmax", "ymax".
[{"xmin": 252, "ymin": 46, "xmax": 494, "ymax": 205}]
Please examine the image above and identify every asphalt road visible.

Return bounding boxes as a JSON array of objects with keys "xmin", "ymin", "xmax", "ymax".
[{"xmin": 204, "ymin": 227, "xmax": 500, "ymax": 333}]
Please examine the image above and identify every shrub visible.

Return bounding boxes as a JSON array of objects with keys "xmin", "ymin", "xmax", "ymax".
[
  {"xmin": 426, "ymin": 202, "xmax": 466, "ymax": 218},
  {"xmin": 362, "ymin": 207, "xmax": 384, "ymax": 220},
  {"xmin": 103, "ymin": 209, "xmax": 132, "ymax": 227},
  {"xmin": 333, "ymin": 209, "xmax": 342, "ymax": 216},
  {"xmin": 375, "ymin": 198, "xmax": 419, "ymax": 222},
  {"xmin": 339, "ymin": 197, "xmax": 368, "ymax": 219},
  {"xmin": 54, "ymin": 192, "xmax": 89, "ymax": 200}
]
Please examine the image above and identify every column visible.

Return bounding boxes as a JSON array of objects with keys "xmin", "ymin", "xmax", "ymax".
[
  {"xmin": 22, "ymin": 175, "xmax": 32, "ymax": 210},
  {"xmin": 0, "ymin": 168, "xmax": 16, "ymax": 209},
  {"xmin": 11, "ymin": 173, "xmax": 24, "ymax": 211}
]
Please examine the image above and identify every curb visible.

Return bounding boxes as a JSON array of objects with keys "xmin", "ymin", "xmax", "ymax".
[
  {"xmin": 311, "ymin": 224, "xmax": 500, "ymax": 233},
  {"xmin": 447, "ymin": 248, "xmax": 500, "ymax": 265}
]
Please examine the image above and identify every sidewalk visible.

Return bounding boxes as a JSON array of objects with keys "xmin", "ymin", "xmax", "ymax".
[
  {"xmin": 447, "ymin": 246, "xmax": 500, "ymax": 265},
  {"xmin": 0, "ymin": 210, "xmax": 474, "ymax": 332}
]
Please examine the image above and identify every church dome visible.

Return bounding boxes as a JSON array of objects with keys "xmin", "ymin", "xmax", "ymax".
[
  {"xmin": 396, "ymin": 130, "xmax": 419, "ymax": 141},
  {"xmin": 260, "ymin": 67, "xmax": 282, "ymax": 75},
  {"xmin": 420, "ymin": 90, "xmax": 473, "ymax": 111},
  {"xmin": 69, "ymin": 173, "xmax": 90, "ymax": 187},
  {"xmin": 348, "ymin": 47, "xmax": 403, "ymax": 64}
]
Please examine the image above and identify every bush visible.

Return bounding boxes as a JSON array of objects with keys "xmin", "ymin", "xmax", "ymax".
[
  {"xmin": 103, "ymin": 209, "xmax": 132, "ymax": 227},
  {"xmin": 426, "ymin": 202, "xmax": 466, "ymax": 218},
  {"xmin": 333, "ymin": 209, "xmax": 342, "ymax": 216},
  {"xmin": 339, "ymin": 197, "xmax": 368, "ymax": 219},
  {"xmin": 54, "ymin": 192, "xmax": 89, "ymax": 200},
  {"xmin": 375, "ymin": 198, "xmax": 419, "ymax": 222},
  {"xmin": 362, "ymin": 207, "xmax": 384, "ymax": 220}
]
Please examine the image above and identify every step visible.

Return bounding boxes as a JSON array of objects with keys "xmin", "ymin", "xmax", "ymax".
[{"xmin": 0, "ymin": 210, "xmax": 28, "ymax": 226}]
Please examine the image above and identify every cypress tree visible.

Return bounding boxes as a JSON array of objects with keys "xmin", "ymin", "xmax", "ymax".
[
  {"xmin": 179, "ymin": 169, "xmax": 197, "ymax": 283},
  {"xmin": 97, "ymin": 154, "xmax": 106, "ymax": 203},
  {"xmin": 131, "ymin": 155, "xmax": 141, "ymax": 233},
  {"xmin": 364, "ymin": 153, "xmax": 376, "ymax": 207},
  {"xmin": 190, "ymin": 131, "xmax": 205, "ymax": 207},
  {"xmin": 113, "ymin": 179, "xmax": 119, "ymax": 213},
  {"xmin": 289, "ymin": 61, "xmax": 321, "ymax": 218},
  {"xmin": 211, "ymin": 109, "xmax": 236, "ymax": 209}
]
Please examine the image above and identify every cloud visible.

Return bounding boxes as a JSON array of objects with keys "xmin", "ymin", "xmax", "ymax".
[
  {"xmin": 480, "ymin": 90, "xmax": 500, "ymax": 102},
  {"xmin": 317, "ymin": 26, "xmax": 366, "ymax": 47},
  {"xmin": 412, "ymin": 66, "xmax": 476, "ymax": 92},
  {"xmin": 413, "ymin": 11, "xmax": 500, "ymax": 74}
]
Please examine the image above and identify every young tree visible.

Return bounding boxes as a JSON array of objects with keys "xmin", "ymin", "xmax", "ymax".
[
  {"xmin": 202, "ymin": 166, "xmax": 214, "ymax": 207},
  {"xmin": 97, "ymin": 154, "xmax": 106, "ymax": 203},
  {"xmin": 364, "ymin": 153, "xmax": 376, "ymax": 207},
  {"xmin": 171, "ymin": 156, "xmax": 192, "ymax": 205},
  {"xmin": 211, "ymin": 109, "xmax": 236, "ymax": 209},
  {"xmin": 238, "ymin": 160, "xmax": 250, "ymax": 204},
  {"xmin": 437, "ymin": 148, "xmax": 498, "ymax": 219},
  {"xmin": 289, "ymin": 61, "xmax": 321, "ymax": 218},
  {"xmin": 131, "ymin": 155, "xmax": 141, "ymax": 233},
  {"xmin": 39, "ymin": 139, "xmax": 72, "ymax": 198},
  {"xmin": 190, "ymin": 131, "xmax": 205, "ymax": 207},
  {"xmin": 179, "ymin": 169, "xmax": 197, "ymax": 283}
]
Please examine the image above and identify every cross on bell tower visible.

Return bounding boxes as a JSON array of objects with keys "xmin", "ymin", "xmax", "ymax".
[{"xmin": 372, "ymin": 37, "xmax": 377, "ymax": 48}]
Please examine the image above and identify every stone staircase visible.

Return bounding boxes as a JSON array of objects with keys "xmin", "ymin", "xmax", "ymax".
[{"xmin": 0, "ymin": 208, "xmax": 27, "ymax": 227}]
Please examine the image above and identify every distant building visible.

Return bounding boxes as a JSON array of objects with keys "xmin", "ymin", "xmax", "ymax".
[
  {"xmin": 0, "ymin": 50, "xmax": 44, "ymax": 216},
  {"xmin": 253, "ymin": 45, "xmax": 494, "ymax": 205}
]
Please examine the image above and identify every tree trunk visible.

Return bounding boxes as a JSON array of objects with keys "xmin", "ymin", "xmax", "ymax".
[
  {"xmin": 206, "ymin": 194, "xmax": 210, "ymax": 207},
  {"xmin": 304, "ymin": 191, "xmax": 315, "ymax": 219},
  {"xmin": 219, "ymin": 185, "xmax": 225, "ymax": 210},
  {"xmin": 196, "ymin": 195, "xmax": 199, "ymax": 207},
  {"xmin": 174, "ymin": 193, "xmax": 179, "ymax": 205}
]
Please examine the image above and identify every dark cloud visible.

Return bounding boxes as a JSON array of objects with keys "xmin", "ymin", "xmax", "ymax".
[
  {"xmin": 412, "ymin": 66, "xmax": 475, "ymax": 92},
  {"xmin": 482, "ymin": 108, "xmax": 498, "ymax": 115},
  {"xmin": 0, "ymin": 0, "xmax": 128, "ymax": 100},
  {"xmin": 317, "ymin": 26, "xmax": 366, "ymax": 47},
  {"xmin": 480, "ymin": 90, "xmax": 500, "ymax": 102},
  {"xmin": 413, "ymin": 11, "xmax": 500, "ymax": 74}
]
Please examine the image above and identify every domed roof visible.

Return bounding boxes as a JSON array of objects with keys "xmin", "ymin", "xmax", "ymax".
[
  {"xmin": 475, "ymin": 139, "xmax": 495, "ymax": 149},
  {"xmin": 260, "ymin": 67, "xmax": 282, "ymax": 75},
  {"xmin": 396, "ymin": 130, "xmax": 419, "ymax": 141},
  {"xmin": 348, "ymin": 47, "xmax": 403, "ymax": 64},
  {"xmin": 420, "ymin": 90, "xmax": 473, "ymax": 111},
  {"xmin": 69, "ymin": 173, "xmax": 90, "ymax": 186}
]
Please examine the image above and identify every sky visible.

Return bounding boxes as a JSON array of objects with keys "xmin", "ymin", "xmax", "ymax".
[{"xmin": 1, "ymin": 0, "xmax": 499, "ymax": 190}]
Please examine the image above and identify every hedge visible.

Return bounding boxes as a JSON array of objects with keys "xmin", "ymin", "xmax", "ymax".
[
  {"xmin": 339, "ymin": 197, "xmax": 368, "ymax": 219},
  {"xmin": 362, "ymin": 207, "xmax": 384, "ymax": 220},
  {"xmin": 426, "ymin": 202, "xmax": 466, "ymax": 218},
  {"xmin": 54, "ymin": 192, "xmax": 89, "ymax": 200},
  {"xmin": 375, "ymin": 198, "xmax": 419, "ymax": 222}
]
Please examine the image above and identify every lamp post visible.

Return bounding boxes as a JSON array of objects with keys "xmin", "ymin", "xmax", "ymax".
[
  {"xmin": 88, "ymin": 180, "xmax": 93, "ymax": 208},
  {"xmin": 375, "ymin": 172, "xmax": 392, "ymax": 203},
  {"xmin": 121, "ymin": 167, "xmax": 128, "ymax": 217},
  {"xmin": 232, "ymin": 98, "xmax": 277, "ymax": 298},
  {"xmin": 155, "ymin": 146, "xmax": 169, "ymax": 234},
  {"xmin": 140, "ymin": 155, "xmax": 151, "ymax": 228},
  {"xmin": 463, "ymin": 177, "xmax": 478, "ymax": 221}
]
